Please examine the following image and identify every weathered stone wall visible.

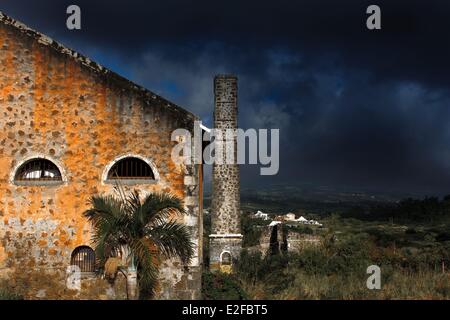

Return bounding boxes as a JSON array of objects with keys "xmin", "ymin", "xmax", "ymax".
[
  {"xmin": 211, "ymin": 75, "xmax": 240, "ymax": 235},
  {"xmin": 0, "ymin": 13, "xmax": 202, "ymax": 299},
  {"xmin": 209, "ymin": 75, "xmax": 242, "ymax": 271},
  {"xmin": 286, "ymin": 232, "xmax": 321, "ymax": 253},
  {"xmin": 256, "ymin": 225, "xmax": 322, "ymax": 257},
  {"xmin": 1, "ymin": 266, "xmax": 128, "ymax": 299},
  {"xmin": 209, "ymin": 236, "xmax": 242, "ymax": 270}
]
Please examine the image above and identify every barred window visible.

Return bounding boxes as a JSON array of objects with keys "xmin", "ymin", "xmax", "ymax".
[
  {"xmin": 14, "ymin": 158, "xmax": 62, "ymax": 184},
  {"xmin": 71, "ymin": 246, "xmax": 96, "ymax": 273},
  {"xmin": 107, "ymin": 157, "xmax": 155, "ymax": 181}
]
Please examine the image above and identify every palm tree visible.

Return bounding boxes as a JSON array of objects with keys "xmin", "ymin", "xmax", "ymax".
[{"xmin": 84, "ymin": 189, "xmax": 194, "ymax": 299}]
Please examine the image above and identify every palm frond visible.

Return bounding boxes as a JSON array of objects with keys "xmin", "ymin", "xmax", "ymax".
[
  {"xmin": 146, "ymin": 220, "xmax": 194, "ymax": 264},
  {"xmin": 137, "ymin": 192, "xmax": 186, "ymax": 228},
  {"xmin": 84, "ymin": 195, "xmax": 131, "ymax": 260},
  {"xmin": 85, "ymin": 190, "xmax": 192, "ymax": 298},
  {"xmin": 129, "ymin": 238, "xmax": 159, "ymax": 295}
]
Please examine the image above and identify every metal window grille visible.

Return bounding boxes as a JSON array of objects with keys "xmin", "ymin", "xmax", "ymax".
[
  {"xmin": 15, "ymin": 159, "xmax": 62, "ymax": 181},
  {"xmin": 107, "ymin": 157, "xmax": 154, "ymax": 180},
  {"xmin": 71, "ymin": 246, "xmax": 96, "ymax": 273}
]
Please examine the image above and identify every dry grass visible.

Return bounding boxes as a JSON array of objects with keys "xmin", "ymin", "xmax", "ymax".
[{"xmin": 242, "ymin": 270, "xmax": 450, "ymax": 300}]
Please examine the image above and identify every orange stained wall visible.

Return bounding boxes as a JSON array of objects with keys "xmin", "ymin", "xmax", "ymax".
[{"xmin": 0, "ymin": 19, "xmax": 202, "ymax": 298}]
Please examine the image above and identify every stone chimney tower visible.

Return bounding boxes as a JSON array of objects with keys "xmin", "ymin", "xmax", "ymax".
[{"xmin": 209, "ymin": 75, "xmax": 242, "ymax": 273}]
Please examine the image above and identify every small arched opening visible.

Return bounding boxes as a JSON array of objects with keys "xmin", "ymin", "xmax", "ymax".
[
  {"xmin": 70, "ymin": 246, "xmax": 96, "ymax": 273},
  {"xmin": 105, "ymin": 156, "xmax": 157, "ymax": 184},
  {"xmin": 219, "ymin": 251, "xmax": 233, "ymax": 273},
  {"xmin": 14, "ymin": 158, "xmax": 63, "ymax": 185}
]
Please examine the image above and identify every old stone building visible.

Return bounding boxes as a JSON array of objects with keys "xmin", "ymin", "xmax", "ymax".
[{"xmin": 0, "ymin": 12, "xmax": 204, "ymax": 299}]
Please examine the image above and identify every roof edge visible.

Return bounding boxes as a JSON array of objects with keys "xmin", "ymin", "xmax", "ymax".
[{"xmin": 0, "ymin": 11, "xmax": 198, "ymax": 121}]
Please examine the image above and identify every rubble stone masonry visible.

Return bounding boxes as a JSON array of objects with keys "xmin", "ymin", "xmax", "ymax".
[
  {"xmin": 209, "ymin": 75, "xmax": 242, "ymax": 272},
  {"xmin": 0, "ymin": 12, "xmax": 202, "ymax": 299}
]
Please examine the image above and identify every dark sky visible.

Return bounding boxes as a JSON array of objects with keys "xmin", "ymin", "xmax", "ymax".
[{"xmin": 2, "ymin": 0, "xmax": 450, "ymax": 195}]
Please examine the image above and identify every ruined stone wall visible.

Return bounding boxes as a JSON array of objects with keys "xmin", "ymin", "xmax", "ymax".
[
  {"xmin": 0, "ymin": 14, "xmax": 202, "ymax": 299},
  {"xmin": 286, "ymin": 232, "xmax": 321, "ymax": 253},
  {"xmin": 256, "ymin": 225, "xmax": 322, "ymax": 257},
  {"xmin": 209, "ymin": 75, "xmax": 242, "ymax": 271}
]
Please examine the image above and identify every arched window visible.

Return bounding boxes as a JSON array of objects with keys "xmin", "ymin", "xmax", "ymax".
[
  {"xmin": 106, "ymin": 157, "xmax": 155, "ymax": 182},
  {"xmin": 71, "ymin": 246, "xmax": 96, "ymax": 273},
  {"xmin": 14, "ymin": 158, "xmax": 62, "ymax": 185},
  {"xmin": 220, "ymin": 251, "xmax": 232, "ymax": 266}
]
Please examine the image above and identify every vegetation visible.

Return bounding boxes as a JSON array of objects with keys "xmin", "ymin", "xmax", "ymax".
[
  {"xmin": 0, "ymin": 289, "xmax": 22, "ymax": 300},
  {"xmin": 234, "ymin": 230, "xmax": 450, "ymax": 299},
  {"xmin": 203, "ymin": 193, "xmax": 450, "ymax": 300},
  {"xmin": 241, "ymin": 214, "xmax": 267, "ymax": 247},
  {"xmin": 202, "ymin": 271, "xmax": 248, "ymax": 300},
  {"xmin": 0, "ymin": 283, "xmax": 23, "ymax": 300},
  {"xmin": 345, "ymin": 196, "xmax": 450, "ymax": 223},
  {"xmin": 84, "ymin": 189, "xmax": 194, "ymax": 299}
]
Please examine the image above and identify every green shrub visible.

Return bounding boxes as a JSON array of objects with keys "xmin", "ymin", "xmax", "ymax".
[
  {"xmin": 236, "ymin": 250, "xmax": 262, "ymax": 284},
  {"xmin": 236, "ymin": 250, "xmax": 298, "ymax": 295},
  {"xmin": 288, "ymin": 224, "xmax": 314, "ymax": 235},
  {"xmin": 241, "ymin": 214, "xmax": 267, "ymax": 247},
  {"xmin": 0, "ymin": 287, "xmax": 23, "ymax": 300},
  {"xmin": 227, "ymin": 204, "xmax": 450, "ymax": 300},
  {"xmin": 202, "ymin": 271, "xmax": 247, "ymax": 300}
]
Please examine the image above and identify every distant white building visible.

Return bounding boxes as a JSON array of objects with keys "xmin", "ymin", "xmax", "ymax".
[
  {"xmin": 254, "ymin": 210, "xmax": 269, "ymax": 220},
  {"xmin": 295, "ymin": 215, "xmax": 323, "ymax": 227},
  {"xmin": 253, "ymin": 210, "xmax": 323, "ymax": 227},
  {"xmin": 285, "ymin": 213, "xmax": 296, "ymax": 221}
]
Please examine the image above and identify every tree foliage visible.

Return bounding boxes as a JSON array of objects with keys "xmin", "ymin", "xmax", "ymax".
[{"xmin": 84, "ymin": 190, "xmax": 194, "ymax": 298}]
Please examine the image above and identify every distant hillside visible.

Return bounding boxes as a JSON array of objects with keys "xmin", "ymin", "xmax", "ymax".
[{"xmin": 204, "ymin": 183, "xmax": 447, "ymax": 217}]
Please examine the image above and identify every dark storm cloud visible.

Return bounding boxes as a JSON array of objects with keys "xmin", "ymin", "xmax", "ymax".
[{"xmin": 2, "ymin": 0, "xmax": 450, "ymax": 194}]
